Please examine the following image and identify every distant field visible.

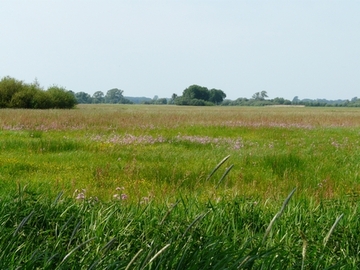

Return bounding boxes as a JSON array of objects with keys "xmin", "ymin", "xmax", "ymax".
[
  {"xmin": 1, "ymin": 104, "xmax": 360, "ymax": 201},
  {"xmin": 1, "ymin": 105, "xmax": 360, "ymax": 268}
]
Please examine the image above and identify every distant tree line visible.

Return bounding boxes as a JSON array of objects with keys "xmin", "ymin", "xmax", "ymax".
[
  {"xmin": 221, "ymin": 95, "xmax": 360, "ymax": 107},
  {"xmin": 2, "ymin": 76, "xmax": 359, "ymax": 108},
  {"xmin": 173, "ymin": 85, "xmax": 227, "ymax": 106},
  {"xmin": 74, "ymin": 89, "xmax": 133, "ymax": 104},
  {"xmin": 0, "ymin": 76, "xmax": 76, "ymax": 109}
]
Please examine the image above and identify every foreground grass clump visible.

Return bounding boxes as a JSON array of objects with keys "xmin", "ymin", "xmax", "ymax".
[{"xmin": 0, "ymin": 186, "xmax": 359, "ymax": 269}]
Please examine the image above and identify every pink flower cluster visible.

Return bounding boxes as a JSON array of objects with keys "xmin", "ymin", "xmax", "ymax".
[
  {"xmin": 92, "ymin": 134, "xmax": 243, "ymax": 150},
  {"xmin": 222, "ymin": 121, "xmax": 314, "ymax": 129},
  {"xmin": 113, "ymin": 186, "xmax": 128, "ymax": 201}
]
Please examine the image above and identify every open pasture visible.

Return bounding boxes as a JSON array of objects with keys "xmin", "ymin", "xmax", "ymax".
[
  {"xmin": 1, "ymin": 105, "xmax": 360, "ymax": 268},
  {"xmin": 1, "ymin": 105, "xmax": 360, "ymax": 201}
]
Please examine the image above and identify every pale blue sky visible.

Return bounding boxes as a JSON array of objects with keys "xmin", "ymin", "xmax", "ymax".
[{"xmin": 1, "ymin": 1, "xmax": 359, "ymax": 100}]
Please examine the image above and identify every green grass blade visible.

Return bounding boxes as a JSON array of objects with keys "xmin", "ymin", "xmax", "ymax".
[
  {"xmin": 159, "ymin": 200, "xmax": 180, "ymax": 225},
  {"xmin": 182, "ymin": 210, "xmax": 211, "ymax": 237},
  {"xmin": 67, "ymin": 220, "xmax": 82, "ymax": 249},
  {"xmin": 262, "ymin": 188, "xmax": 296, "ymax": 244},
  {"xmin": 323, "ymin": 213, "xmax": 344, "ymax": 248},
  {"xmin": 125, "ymin": 248, "xmax": 143, "ymax": 270},
  {"xmin": 52, "ymin": 191, "xmax": 64, "ymax": 205},
  {"xmin": 101, "ymin": 237, "xmax": 117, "ymax": 254},
  {"xmin": 206, "ymin": 155, "xmax": 231, "ymax": 181},
  {"xmin": 143, "ymin": 243, "xmax": 171, "ymax": 268},
  {"xmin": 215, "ymin": 164, "xmax": 234, "ymax": 189},
  {"xmin": 13, "ymin": 210, "xmax": 35, "ymax": 236},
  {"xmin": 58, "ymin": 237, "xmax": 96, "ymax": 267}
]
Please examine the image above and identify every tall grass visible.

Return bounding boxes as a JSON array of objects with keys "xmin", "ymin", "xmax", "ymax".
[{"xmin": 0, "ymin": 184, "xmax": 357, "ymax": 269}]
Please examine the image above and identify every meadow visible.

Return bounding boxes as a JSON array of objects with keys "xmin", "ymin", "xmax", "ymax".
[{"xmin": 1, "ymin": 105, "xmax": 360, "ymax": 269}]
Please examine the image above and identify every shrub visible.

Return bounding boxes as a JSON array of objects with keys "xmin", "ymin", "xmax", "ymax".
[
  {"xmin": 10, "ymin": 89, "xmax": 37, "ymax": 108},
  {"xmin": 0, "ymin": 76, "xmax": 25, "ymax": 108},
  {"xmin": 32, "ymin": 91, "xmax": 53, "ymax": 109},
  {"xmin": 0, "ymin": 76, "xmax": 77, "ymax": 109},
  {"xmin": 47, "ymin": 86, "xmax": 77, "ymax": 109}
]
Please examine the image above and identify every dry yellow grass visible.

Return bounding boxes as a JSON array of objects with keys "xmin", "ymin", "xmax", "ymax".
[{"xmin": 1, "ymin": 105, "xmax": 360, "ymax": 132}]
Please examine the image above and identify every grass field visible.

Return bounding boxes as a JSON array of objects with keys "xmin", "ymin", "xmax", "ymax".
[{"xmin": 1, "ymin": 105, "xmax": 360, "ymax": 268}]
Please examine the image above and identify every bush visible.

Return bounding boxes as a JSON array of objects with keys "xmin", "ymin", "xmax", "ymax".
[
  {"xmin": 0, "ymin": 76, "xmax": 77, "ymax": 109},
  {"xmin": 46, "ymin": 86, "xmax": 77, "ymax": 109},
  {"xmin": 189, "ymin": 98, "xmax": 206, "ymax": 106},
  {"xmin": 0, "ymin": 77, "xmax": 25, "ymax": 108},
  {"xmin": 32, "ymin": 91, "xmax": 53, "ymax": 109},
  {"xmin": 10, "ymin": 89, "xmax": 37, "ymax": 108}
]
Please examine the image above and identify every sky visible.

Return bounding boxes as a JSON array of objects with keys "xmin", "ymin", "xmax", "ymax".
[{"xmin": 1, "ymin": 0, "xmax": 359, "ymax": 101}]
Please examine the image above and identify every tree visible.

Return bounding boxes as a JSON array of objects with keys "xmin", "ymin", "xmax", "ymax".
[
  {"xmin": 176, "ymin": 85, "xmax": 227, "ymax": 106},
  {"xmin": 9, "ymin": 79, "xmax": 45, "ymax": 108},
  {"xmin": 0, "ymin": 76, "xmax": 78, "ymax": 109},
  {"xmin": 75, "ymin": 92, "xmax": 92, "ymax": 104},
  {"xmin": 118, "ymin": 96, "xmax": 133, "ymax": 104},
  {"xmin": 209, "ymin": 89, "xmax": 226, "ymax": 104},
  {"xmin": 252, "ymin": 92, "xmax": 261, "ymax": 100},
  {"xmin": 273, "ymin": 97, "xmax": 285, "ymax": 105},
  {"xmin": 292, "ymin": 96, "xmax": 300, "ymax": 104},
  {"xmin": 32, "ymin": 91, "xmax": 53, "ymax": 109},
  {"xmin": 182, "ymin": 85, "xmax": 210, "ymax": 101},
  {"xmin": 156, "ymin": 98, "xmax": 168, "ymax": 104},
  {"xmin": 92, "ymin": 91, "xmax": 105, "ymax": 103},
  {"xmin": 252, "ymin": 91, "xmax": 268, "ymax": 100},
  {"xmin": 0, "ymin": 76, "xmax": 25, "ymax": 108},
  {"xmin": 105, "ymin": 88, "xmax": 124, "ymax": 103},
  {"xmin": 47, "ymin": 86, "xmax": 77, "ymax": 109},
  {"xmin": 169, "ymin": 93, "xmax": 177, "ymax": 104},
  {"xmin": 261, "ymin": 91, "xmax": 268, "ymax": 99}
]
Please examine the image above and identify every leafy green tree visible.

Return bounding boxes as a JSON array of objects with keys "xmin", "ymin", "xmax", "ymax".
[
  {"xmin": 174, "ymin": 96, "xmax": 190, "ymax": 105},
  {"xmin": 156, "ymin": 98, "xmax": 168, "ymax": 104},
  {"xmin": 9, "ymin": 80, "xmax": 44, "ymax": 108},
  {"xmin": 10, "ymin": 88, "xmax": 36, "ymax": 108},
  {"xmin": 252, "ymin": 91, "xmax": 268, "ymax": 100},
  {"xmin": 0, "ymin": 76, "xmax": 25, "ymax": 108},
  {"xmin": 209, "ymin": 89, "xmax": 226, "ymax": 104},
  {"xmin": 47, "ymin": 86, "xmax": 77, "ymax": 109},
  {"xmin": 168, "ymin": 93, "xmax": 177, "ymax": 104},
  {"xmin": 75, "ymin": 92, "xmax": 92, "ymax": 104},
  {"xmin": 118, "ymin": 96, "xmax": 133, "ymax": 104},
  {"xmin": 0, "ymin": 76, "xmax": 77, "ymax": 109},
  {"xmin": 189, "ymin": 98, "xmax": 206, "ymax": 106},
  {"xmin": 273, "ymin": 97, "xmax": 285, "ymax": 105},
  {"xmin": 92, "ymin": 91, "xmax": 105, "ymax": 103},
  {"xmin": 105, "ymin": 88, "xmax": 124, "ymax": 103},
  {"xmin": 292, "ymin": 96, "xmax": 300, "ymax": 104},
  {"xmin": 32, "ymin": 91, "xmax": 53, "ymax": 109},
  {"xmin": 252, "ymin": 92, "xmax": 260, "ymax": 100},
  {"xmin": 182, "ymin": 85, "xmax": 210, "ymax": 101},
  {"xmin": 261, "ymin": 90, "xmax": 268, "ymax": 99}
]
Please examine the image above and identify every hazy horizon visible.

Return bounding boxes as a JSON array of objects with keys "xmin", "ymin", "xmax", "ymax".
[{"xmin": 1, "ymin": 1, "xmax": 359, "ymax": 101}]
